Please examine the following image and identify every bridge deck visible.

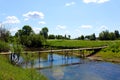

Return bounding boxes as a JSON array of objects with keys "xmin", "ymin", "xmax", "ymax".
[
  {"xmin": 35, "ymin": 46, "xmax": 106, "ymax": 53},
  {"xmin": 0, "ymin": 46, "xmax": 107, "ymax": 55}
]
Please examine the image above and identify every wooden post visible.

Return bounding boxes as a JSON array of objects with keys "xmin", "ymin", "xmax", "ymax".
[
  {"xmin": 10, "ymin": 53, "xmax": 13, "ymax": 63},
  {"xmin": 25, "ymin": 52, "xmax": 28, "ymax": 68},
  {"xmin": 82, "ymin": 50, "xmax": 85, "ymax": 58},
  {"xmin": 71, "ymin": 49, "xmax": 73, "ymax": 59},
  {"xmin": 62, "ymin": 49, "xmax": 64, "ymax": 59},
  {"xmin": 79, "ymin": 50, "xmax": 82, "ymax": 58},
  {"xmin": 49, "ymin": 53, "xmax": 53, "ymax": 61},
  {"xmin": 49, "ymin": 48, "xmax": 53, "ymax": 61},
  {"xmin": 38, "ymin": 52, "xmax": 41, "ymax": 63}
]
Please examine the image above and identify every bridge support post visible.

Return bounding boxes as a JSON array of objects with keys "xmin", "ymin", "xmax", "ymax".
[
  {"xmin": 49, "ymin": 48, "xmax": 53, "ymax": 61},
  {"xmin": 38, "ymin": 52, "xmax": 41, "ymax": 63},
  {"xmin": 64, "ymin": 51, "xmax": 69, "ymax": 59},
  {"xmin": 71, "ymin": 49, "xmax": 73, "ymax": 59},
  {"xmin": 79, "ymin": 50, "xmax": 85, "ymax": 58},
  {"xmin": 49, "ymin": 53, "xmax": 53, "ymax": 61},
  {"xmin": 10, "ymin": 53, "xmax": 13, "ymax": 63}
]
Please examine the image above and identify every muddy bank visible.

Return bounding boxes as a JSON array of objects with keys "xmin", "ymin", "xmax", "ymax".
[{"xmin": 88, "ymin": 56, "xmax": 120, "ymax": 63}]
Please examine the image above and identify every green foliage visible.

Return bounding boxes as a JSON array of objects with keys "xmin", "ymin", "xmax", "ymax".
[
  {"xmin": 10, "ymin": 38, "xmax": 23, "ymax": 54},
  {"xmin": 20, "ymin": 34, "xmax": 45, "ymax": 48},
  {"xmin": 99, "ymin": 30, "xmax": 118, "ymax": 40},
  {"xmin": 40, "ymin": 27, "xmax": 49, "ymax": 39},
  {"xmin": 114, "ymin": 30, "xmax": 119, "ymax": 39},
  {"xmin": 10, "ymin": 43, "xmax": 23, "ymax": 54},
  {"xmin": 22, "ymin": 25, "xmax": 34, "ymax": 35},
  {"xmin": 97, "ymin": 51, "xmax": 120, "ymax": 62},
  {"xmin": 90, "ymin": 33, "xmax": 96, "ymax": 40},
  {"xmin": 0, "ymin": 40, "xmax": 10, "ymax": 52},
  {"xmin": 47, "ymin": 40, "xmax": 109, "ymax": 48},
  {"xmin": 102, "ymin": 42, "xmax": 120, "ymax": 53},
  {"xmin": 15, "ymin": 25, "xmax": 46, "ymax": 48},
  {"xmin": 48, "ymin": 34, "xmax": 56, "ymax": 39},
  {"xmin": 76, "ymin": 35, "xmax": 85, "ymax": 40},
  {"xmin": 0, "ymin": 55, "xmax": 47, "ymax": 80}
]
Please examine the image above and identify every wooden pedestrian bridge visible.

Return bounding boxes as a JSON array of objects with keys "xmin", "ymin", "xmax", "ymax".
[
  {"xmin": 0, "ymin": 46, "xmax": 107, "ymax": 68},
  {"xmin": 39, "ymin": 46, "xmax": 106, "ymax": 53},
  {"xmin": 0, "ymin": 46, "xmax": 107, "ymax": 60},
  {"xmin": 0, "ymin": 46, "xmax": 107, "ymax": 55}
]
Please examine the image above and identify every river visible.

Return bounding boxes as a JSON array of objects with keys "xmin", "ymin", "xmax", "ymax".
[{"xmin": 19, "ymin": 53, "xmax": 120, "ymax": 80}]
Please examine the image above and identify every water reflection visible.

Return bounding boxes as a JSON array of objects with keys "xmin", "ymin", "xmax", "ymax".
[
  {"xmin": 20, "ymin": 53, "xmax": 120, "ymax": 80},
  {"xmin": 21, "ymin": 53, "xmax": 84, "ymax": 69},
  {"xmin": 40, "ymin": 61, "xmax": 120, "ymax": 80}
]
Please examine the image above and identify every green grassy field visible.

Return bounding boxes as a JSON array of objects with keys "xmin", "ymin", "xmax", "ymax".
[
  {"xmin": 0, "ymin": 55, "xmax": 47, "ymax": 80},
  {"xmin": 47, "ymin": 40, "xmax": 119, "ymax": 48}
]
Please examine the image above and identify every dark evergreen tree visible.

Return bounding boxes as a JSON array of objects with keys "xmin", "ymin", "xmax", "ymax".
[{"xmin": 114, "ymin": 30, "xmax": 119, "ymax": 39}]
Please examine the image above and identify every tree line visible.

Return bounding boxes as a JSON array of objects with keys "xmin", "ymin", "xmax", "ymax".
[
  {"xmin": 0, "ymin": 24, "xmax": 120, "ymax": 49},
  {"xmin": 75, "ymin": 30, "xmax": 120, "ymax": 40},
  {"xmin": 48, "ymin": 34, "xmax": 71, "ymax": 40}
]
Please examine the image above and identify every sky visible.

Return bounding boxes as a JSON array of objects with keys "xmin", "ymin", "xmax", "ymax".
[{"xmin": 0, "ymin": 0, "xmax": 120, "ymax": 38}]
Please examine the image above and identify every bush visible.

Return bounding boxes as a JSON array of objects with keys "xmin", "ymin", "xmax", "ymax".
[{"xmin": 0, "ymin": 40, "xmax": 10, "ymax": 52}]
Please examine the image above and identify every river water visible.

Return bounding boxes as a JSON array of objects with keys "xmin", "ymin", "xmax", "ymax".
[{"xmin": 20, "ymin": 53, "xmax": 120, "ymax": 80}]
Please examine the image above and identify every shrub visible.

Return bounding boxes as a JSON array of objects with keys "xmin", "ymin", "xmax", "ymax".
[{"xmin": 0, "ymin": 40, "xmax": 10, "ymax": 52}]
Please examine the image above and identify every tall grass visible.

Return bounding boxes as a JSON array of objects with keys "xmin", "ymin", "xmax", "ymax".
[{"xmin": 0, "ymin": 55, "xmax": 47, "ymax": 80}]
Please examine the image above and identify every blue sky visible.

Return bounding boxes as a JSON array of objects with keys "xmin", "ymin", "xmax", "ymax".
[{"xmin": 0, "ymin": 0, "xmax": 120, "ymax": 38}]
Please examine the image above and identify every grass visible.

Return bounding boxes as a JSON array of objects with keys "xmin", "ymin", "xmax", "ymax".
[
  {"xmin": 47, "ymin": 40, "xmax": 120, "ymax": 62},
  {"xmin": 0, "ymin": 55, "xmax": 47, "ymax": 80},
  {"xmin": 47, "ymin": 40, "xmax": 114, "ymax": 48},
  {"xmin": 94, "ymin": 51, "xmax": 120, "ymax": 63}
]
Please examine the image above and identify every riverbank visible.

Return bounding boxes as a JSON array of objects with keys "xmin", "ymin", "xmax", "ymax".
[
  {"xmin": 0, "ymin": 55, "xmax": 47, "ymax": 80},
  {"xmin": 88, "ymin": 51, "xmax": 120, "ymax": 63}
]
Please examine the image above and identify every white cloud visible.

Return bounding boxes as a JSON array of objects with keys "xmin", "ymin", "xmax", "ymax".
[
  {"xmin": 10, "ymin": 27, "xmax": 20, "ymax": 32},
  {"xmin": 80, "ymin": 25, "xmax": 93, "ymax": 29},
  {"xmin": 65, "ymin": 2, "xmax": 76, "ymax": 6},
  {"xmin": 23, "ymin": 11, "xmax": 44, "ymax": 21},
  {"xmin": 38, "ymin": 21, "xmax": 46, "ymax": 25},
  {"xmin": 99, "ymin": 25, "xmax": 108, "ymax": 30},
  {"xmin": 83, "ymin": 0, "xmax": 110, "ymax": 4},
  {"xmin": 97, "ymin": 0, "xmax": 110, "ymax": 3},
  {"xmin": 33, "ymin": 27, "xmax": 41, "ymax": 34},
  {"xmin": 56, "ymin": 25, "xmax": 67, "ymax": 30},
  {"xmin": 3, "ymin": 16, "xmax": 20, "ymax": 24}
]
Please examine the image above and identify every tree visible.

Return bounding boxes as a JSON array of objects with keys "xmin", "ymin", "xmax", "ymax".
[
  {"xmin": 64, "ymin": 34, "xmax": 67, "ymax": 39},
  {"xmin": 48, "ymin": 34, "xmax": 55, "ymax": 39},
  {"xmin": 22, "ymin": 25, "xmax": 34, "ymax": 36},
  {"xmin": 81, "ymin": 35, "xmax": 85, "ymax": 40},
  {"xmin": 68, "ymin": 35, "xmax": 71, "ymax": 39},
  {"xmin": 40, "ymin": 27, "xmax": 49, "ymax": 39},
  {"xmin": 15, "ymin": 25, "xmax": 34, "ymax": 45},
  {"xmin": 15, "ymin": 25, "xmax": 46, "ymax": 47},
  {"xmin": 109, "ymin": 32, "xmax": 116, "ymax": 40},
  {"xmin": 56, "ymin": 35, "xmax": 64, "ymax": 39},
  {"xmin": 85, "ymin": 35, "xmax": 90, "ymax": 40},
  {"xmin": 15, "ymin": 30, "xmax": 23, "ymax": 37},
  {"xmin": 114, "ymin": 30, "xmax": 119, "ymax": 39},
  {"xmin": 99, "ymin": 30, "xmax": 116, "ymax": 40},
  {"xmin": 90, "ymin": 33, "xmax": 96, "ymax": 40},
  {"xmin": 99, "ymin": 30, "xmax": 110, "ymax": 40},
  {"xmin": 28, "ymin": 34, "xmax": 45, "ymax": 47}
]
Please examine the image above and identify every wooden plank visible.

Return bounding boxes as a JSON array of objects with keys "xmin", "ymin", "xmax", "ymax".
[{"xmin": 0, "ymin": 46, "xmax": 107, "ymax": 54}]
